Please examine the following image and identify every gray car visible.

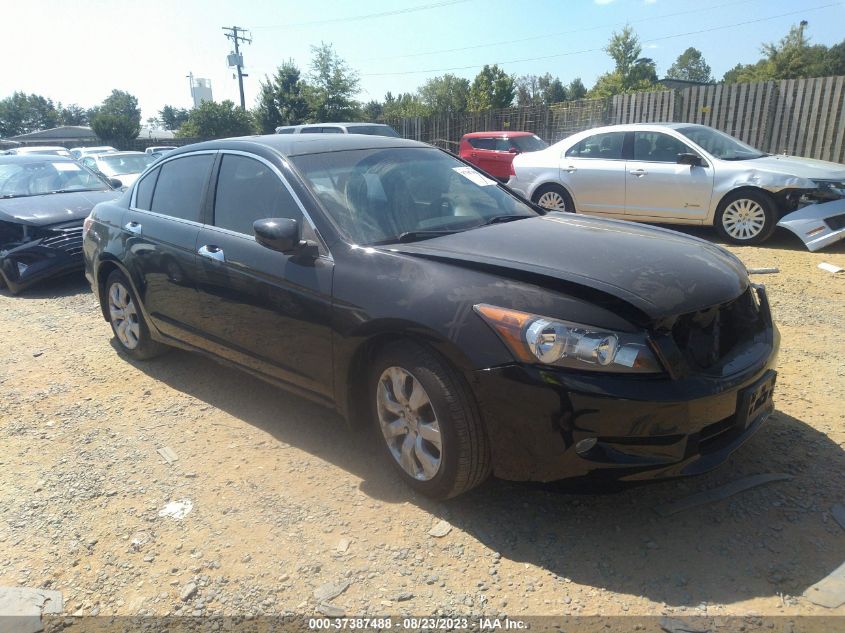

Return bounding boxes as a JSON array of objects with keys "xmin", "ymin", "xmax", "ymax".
[{"xmin": 508, "ymin": 123, "xmax": 845, "ymax": 247}]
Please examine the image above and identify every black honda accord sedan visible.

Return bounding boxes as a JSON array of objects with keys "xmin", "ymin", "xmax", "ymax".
[{"xmin": 82, "ymin": 134, "xmax": 779, "ymax": 498}]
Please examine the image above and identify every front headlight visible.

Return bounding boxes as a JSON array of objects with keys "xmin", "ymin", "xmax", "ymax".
[
  {"xmin": 474, "ymin": 304, "xmax": 663, "ymax": 374},
  {"xmin": 813, "ymin": 180, "xmax": 845, "ymax": 198}
]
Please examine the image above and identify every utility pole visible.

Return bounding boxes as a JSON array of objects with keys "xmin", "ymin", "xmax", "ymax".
[
  {"xmin": 222, "ymin": 26, "xmax": 251, "ymax": 110},
  {"xmin": 186, "ymin": 71, "xmax": 195, "ymax": 107}
]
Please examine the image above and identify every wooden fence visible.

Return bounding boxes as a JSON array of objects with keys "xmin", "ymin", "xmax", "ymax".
[{"xmin": 388, "ymin": 75, "xmax": 845, "ymax": 164}]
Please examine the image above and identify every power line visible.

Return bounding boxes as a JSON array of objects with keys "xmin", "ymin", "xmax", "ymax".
[
  {"xmin": 223, "ymin": 26, "xmax": 252, "ymax": 110},
  {"xmin": 357, "ymin": 0, "xmax": 761, "ymax": 63},
  {"xmin": 361, "ymin": 2, "xmax": 843, "ymax": 77},
  {"xmin": 251, "ymin": 0, "xmax": 470, "ymax": 30}
]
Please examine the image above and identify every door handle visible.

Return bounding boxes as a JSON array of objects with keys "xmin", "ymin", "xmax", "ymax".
[
  {"xmin": 629, "ymin": 169, "xmax": 648, "ymax": 176},
  {"xmin": 198, "ymin": 245, "xmax": 225, "ymax": 262},
  {"xmin": 470, "ymin": 152, "xmax": 478, "ymax": 157},
  {"xmin": 564, "ymin": 165, "xmax": 577, "ymax": 173},
  {"xmin": 124, "ymin": 221, "xmax": 142, "ymax": 235}
]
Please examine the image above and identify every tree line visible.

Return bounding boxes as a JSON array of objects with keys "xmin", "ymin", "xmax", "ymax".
[{"xmin": 2, "ymin": 23, "xmax": 844, "ymax": 143}]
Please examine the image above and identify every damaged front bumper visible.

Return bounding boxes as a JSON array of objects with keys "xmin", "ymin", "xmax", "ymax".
[
  {"xmin": 0, "ymin": 221, "xmax": 85, "ymax": 293},
  {"xmin": 777, "ymin": 197, "xmax": 845, "ymax": 252}
]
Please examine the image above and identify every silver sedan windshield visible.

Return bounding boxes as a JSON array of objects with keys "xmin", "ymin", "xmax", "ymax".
[{"xmin": 676, "ymin": 126, "xmax": 766, "ymax": 161}]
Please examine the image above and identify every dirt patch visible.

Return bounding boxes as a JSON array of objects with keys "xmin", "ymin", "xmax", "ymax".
[{"xmin": 1, "ymin": 227, "xmax": 843, "ymax": 618}]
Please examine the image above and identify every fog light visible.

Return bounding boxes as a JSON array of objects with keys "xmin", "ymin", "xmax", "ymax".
[{"xmin": 575, "ymin": 437, "xmax": 598, "ymax": 455}]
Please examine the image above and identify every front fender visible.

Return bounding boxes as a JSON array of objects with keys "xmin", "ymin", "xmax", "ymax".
[{"xmin": 777, "ymin": 198, "xmax": 845, "ymax": 252}]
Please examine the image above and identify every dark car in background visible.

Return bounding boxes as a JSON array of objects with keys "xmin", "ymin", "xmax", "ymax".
[
  {"xmin": 0, "ymin": 155, "xmax": 121, "ymax": 293},
  {"xmin": 459, "ymin": 131, "xmax": 548, "ymax": 181},
  {"xmin": 83, "ymin": 134, "xmax": 778, "ymax": 499}
]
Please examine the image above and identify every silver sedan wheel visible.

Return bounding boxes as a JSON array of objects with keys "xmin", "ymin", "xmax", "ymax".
[
  {"xmin": 536, "ymin": 190, "xmax": 568, "ymax": 211},
  {"xmin": 722, "ymin": 198, "xmax": 767, "ymax": 240},
  {"xmin": 108, "ymin": 282, "xmax": 140, "ymax": 350},
  {"xmin": 376, "ymin": 366, "xmax": 443, "ymax": 481}
]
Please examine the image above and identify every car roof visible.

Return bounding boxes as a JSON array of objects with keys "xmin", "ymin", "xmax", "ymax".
[
  {"xmin": 166, "ymin": 133, "xmax": 428, "ymax": 158},
  {"xmin": 95, "ymin": 151, "xmax": 145, "ymax": 157},
  {"xmin": 0, "ymin": 154, "xmax": 76, "ymax": 164},
  {"xmin": 462, "ymin": 131, "xmax": 535, "ymax": 138}
]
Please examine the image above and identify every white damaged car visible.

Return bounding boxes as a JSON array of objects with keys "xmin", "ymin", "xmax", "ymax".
[{"xmin": 507, "ymin": 123, "xmax": 845, "ymax": 249}]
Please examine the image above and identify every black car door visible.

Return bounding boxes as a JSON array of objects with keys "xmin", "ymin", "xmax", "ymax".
[
  {"xmin": 193, "ymin": 151, "xmax": 334, "ymax": 400},
  {"xmin": 123, "ymin": 152, "xmax": 215, "ymax": 344}
]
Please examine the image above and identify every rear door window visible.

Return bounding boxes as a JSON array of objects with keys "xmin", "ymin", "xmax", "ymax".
[
  {"xmin": 565, "ymin": 132, "xmax": 625, "ymax": 160},
  {"xmin": 150, "ymin": 154, "xmax": 214, "ymax": 222}
]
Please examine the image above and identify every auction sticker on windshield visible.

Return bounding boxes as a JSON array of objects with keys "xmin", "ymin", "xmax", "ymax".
[{"xmin": 453, "ymin": 165, "xmax": 496, "ymax": 186}]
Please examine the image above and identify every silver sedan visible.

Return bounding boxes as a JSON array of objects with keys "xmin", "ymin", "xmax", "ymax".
[{"xmin": 507, "ymin": 123, "xmax": 845, "ymax": 246}]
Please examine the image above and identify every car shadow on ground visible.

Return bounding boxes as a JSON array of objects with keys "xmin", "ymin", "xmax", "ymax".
[
  {"xmin": 128, "ymin": 346, "xmax": 845, "ymax": 608},
  {"xmin": 0, "ymin": 273, "xmax": 89, "ymax": 299}
]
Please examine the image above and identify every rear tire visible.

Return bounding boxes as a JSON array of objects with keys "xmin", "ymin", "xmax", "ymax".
[
  {"xmin": 369, "ymin": 341, "xmax": 491, "ymax": 499},
  {"xmin": 532, "ymin": 184, "xmax": 574, "ymax": 213},
  {"xmin": 104, "ymin": 270, "xmax": 168, "ymax": 360},
  {"xmin": 715, "ymin": 190, "xmax": 777, "ymax": 245}
]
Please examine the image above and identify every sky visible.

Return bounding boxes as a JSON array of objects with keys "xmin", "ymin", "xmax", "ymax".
[{"xmin": 3, "ymin": 0, "xmax": 844, "ymax": 122}]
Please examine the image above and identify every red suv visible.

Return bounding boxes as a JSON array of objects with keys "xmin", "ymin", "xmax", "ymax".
[{"xmin": 459, "ymin": 131, "xmax": 548, "ymax": 181}]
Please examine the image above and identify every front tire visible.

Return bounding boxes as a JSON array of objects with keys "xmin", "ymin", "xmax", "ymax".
[
  {"xmin": 369, "ymin": 341, "xmax": 491, "ymax": 499},
  {"xmin": 532, "ymin": 184, "xmax": 574, "ymax": 213},
  {"xmin": 715, "ymin": 190, "xmax": 777, "ymax": 245},
  {"xmin": 104, "ymin": 270, "xmax": 168, "ymax": 360}
]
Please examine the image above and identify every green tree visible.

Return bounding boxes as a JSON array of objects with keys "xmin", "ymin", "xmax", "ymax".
[
  {"xmin": 254, "ymin": 60, "xmax": 311, "ymax": 133},
  {"xmin": 0, "ymin": 92, "xmax": 59, "ymax": 137},
  {"xmin": 57, "ymin": 103, "xmax": 90, "ymax": 126},
  {"xmin": 90, "ymin": 90, "xmax": 141, "ymax": 146},
  {"xmin": 666, "ymin": 47, "xmax": 714, "ymax": 83},
  {"xmin": 382, "ymin": 92, "xmax": 428, "ymax": 118},
  {"xmin": 825, "ymin": 40, "xmax": 845, "ymax": 75},
  {"xmin": 467, "ymin": 64, "xmax": 515, "ymax": 111},
  {"xmin": 567, "ymin": 78, "xmax": 587, "ymax": 100},
  {"xmin": 90, "ymin": 114, "xmax": 140, "ymax": 147},
  {"xmin": 418, "ymin": 74, "xmax": 470, "ymax": 115},
  {"xmin": 178, "ymin": 100, "xmax": 255, "ymax": 138},
  {"xmin": 361, "ymin": 100, "xmax": 383, "ymax": 121},
  {"xmin": 515, "ymin": 74, "xmax": 542, "ymax": 107},
  {"xmin": 538, "ymin": 74, "xmax": 567, "ymax": 105},
  {"xmin": 159, "ymin": 105, "xmax": 190, "ymax": 131},
  {"xmin": 306, "ymin": 43, "xmax": 360, "ymax": 122},
  {"xmin": 589, "ymin": 26, "xmax": 657, "ymax": 97}
]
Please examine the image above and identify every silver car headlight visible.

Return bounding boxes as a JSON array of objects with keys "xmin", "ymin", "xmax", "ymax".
[
  {"xmin": 474, "ymin": 304, "xmax": 663, "ymax": 374},
  {"xmin": 813, "ymin": 179, "xmax": 845, "ymax": 197}
]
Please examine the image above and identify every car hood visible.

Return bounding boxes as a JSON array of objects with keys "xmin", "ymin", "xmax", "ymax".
[
  {"xmin": 387, "ymin": 213, "xmax": 749, "ymax": 321},
  {"xmin": 0, "ymin": 190, "xmax": 121, "ymax": 226},
  {"xmin": 742, "ymin": 154, "xmax": 845, "ymax": 181}
]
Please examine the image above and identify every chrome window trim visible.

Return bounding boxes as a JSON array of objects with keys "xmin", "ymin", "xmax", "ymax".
[{"xmin": 128, "ymin": 147, "xmax": 333, "ymax": 262}]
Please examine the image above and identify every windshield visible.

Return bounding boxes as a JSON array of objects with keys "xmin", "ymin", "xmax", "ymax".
[
  {"xmin": 0, "ymin": 161, "xmax": 109, "ymax": 197},
  {"xmin": 98, "ymin": 154, "xmax": 155, "ymax": 175},
  {"xmin": 510, "ymin": 135, "xmax": 548, "ymax": 152},
  {"xmin": 291, "ymin": 147, "xmax": 537, "ymax": 245},
  {"xmin": 676, "ymin": 126, "xmax": 766, "ymax": 160},
  {"xmin": 346, "ymin": 125, "xmax": 401, "ymax": 138}
]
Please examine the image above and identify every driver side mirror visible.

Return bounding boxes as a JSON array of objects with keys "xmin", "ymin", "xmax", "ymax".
[
  {"xmin": 254, "ymin": 218, "xmax": 318, "ymax": 258},
  {"xmin": 508, "ymin": 147, "xmax": 520, "ymax": 154},
  {"xmin": 677, "ymin": 153, "xmax": 703, "ymax": 167},
  {"xmin": 107, "ymin": 177, "xmax": 124, "ymax": 189}
]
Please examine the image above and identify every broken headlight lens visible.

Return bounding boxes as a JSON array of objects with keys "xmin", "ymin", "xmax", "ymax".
[
  {"xmin": 812, "ymin": 180, "xmax": 845, "ymax": 198},
  {"xmin": 474, "ymin": 304, "xmax": 663, "ymax": 374}
]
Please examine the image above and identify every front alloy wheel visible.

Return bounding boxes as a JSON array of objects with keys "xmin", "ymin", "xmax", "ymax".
[
  {"xmin": 377, "ymin": 367, "xmax": 443, "ymax": 481},
  {"xmin": 715, "ymin": 190, "xmax": 776, "ymax": 245},
  {"xmin": 369, "ymin": 342, "xmax": 491, "ymax": 499}
]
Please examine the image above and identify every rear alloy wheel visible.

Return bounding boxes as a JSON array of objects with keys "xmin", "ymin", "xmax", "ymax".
[
  {"xmin": 105, "ymin": 270, "xmax": 168, "ymax": 360},
  {"xmin": 532, "ymin": 184, "xmax": 573, "ymax": 213},
  {"xmin": 370, "ymin": 342, "xmax": 491, "ymax": 499},
  {"xmin": 715, "ymin": 191, "xmax": 777, "ymax": 245}
]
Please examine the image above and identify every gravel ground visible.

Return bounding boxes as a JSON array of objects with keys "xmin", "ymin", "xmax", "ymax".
[{"xmin": 0, "ymin": 226, "xmax": 843, "ymax": 620}]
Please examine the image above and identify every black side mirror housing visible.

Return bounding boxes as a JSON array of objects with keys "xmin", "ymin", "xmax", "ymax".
[
  {"xmin": 253, "ymin": 218, "xmax": 318, "ymax": 258},
  {"xmin": 108, "ymin": 177, "xmax": 124, "ymax": 189},
  {"xmin": 677, "ymin": 152, "xmax": 703, "ymax": 167}
]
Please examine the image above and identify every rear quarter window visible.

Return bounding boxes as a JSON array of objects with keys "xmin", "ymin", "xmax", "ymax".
[{"xmin": 134, "ymin": 167, "xmax": 160, "ymax": 210}]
